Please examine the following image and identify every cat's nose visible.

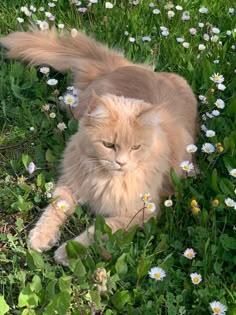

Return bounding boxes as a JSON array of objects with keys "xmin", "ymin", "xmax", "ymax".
[{"xmin": 116, "ymin": 160, "xmax": 127, "ymax": 167}]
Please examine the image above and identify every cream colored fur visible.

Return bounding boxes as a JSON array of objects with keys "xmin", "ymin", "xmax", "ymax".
[{"xmin": 1, "ymin": 30, "xmax": 197, "ymax": 265}]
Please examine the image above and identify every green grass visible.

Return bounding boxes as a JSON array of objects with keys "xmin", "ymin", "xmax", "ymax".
[{"xmin": 0, "ymin": 0, "xmax": 236, "ymax": 314}]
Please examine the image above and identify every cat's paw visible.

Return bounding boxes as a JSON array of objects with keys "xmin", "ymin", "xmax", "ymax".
[
  {"xmin": 54, "ymin": 243, "xmax": 69, "ymax": 266},
  {"xmin": 28, "ymin": 227, "xmax": 60, "ymax": 252}
]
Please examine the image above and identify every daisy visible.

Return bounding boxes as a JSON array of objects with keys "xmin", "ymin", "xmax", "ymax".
[
  {"xmin": 211, "ymin": 110, "xmax": 220, "ymax": 116},
  {"xmin": 189, "ymin": 28, "xmax": 197, "ymax": 35},
  {"xmin": 42, "ymin": 104, "xmax": 50, "ymax": 111},
  {"xmin": 63, "ymin": 93, "xmax": 77, "ymax": 107},
  {"xmin": 28, "ymin": 161, "xmax": 36, "ymax": 174},
  {"xmin": 201, "ymin": 143, "xmax": 215, "ymax": 154},
  {"xmin": 186, "ymin": 144, "xmax": 198, "ymax": 153},
  {"xmin": 198, "ymin": 44, "xmax": 206, "ymax": 51},
  {"xmin": 55, "ymin": 200, "xmax": 71, "ymax": 212},
  {"xmin": 180, "ymin": 161, "xmax": 194, "ymax": 173},
  {"xmin": 182, "ymin": 11, "xmax": 190, "ymax": 20},
  {"xmin": 210, "ymin": 73, "xmax": 224, "ymax": 84},
  {"xmin": 203, "ymin": 34, "xmax": 210, "ymax": 41},
  {"xmin": 142, "ymin": 36, "xmax": 151, "ymax": 42},
  {"xmin": 167, "ymin": 10, "xmax": 175, "ymax": 19},
  {"xmin": 182, "ymin": 42, "xmax": 190, "ymax": 48},
  {"xmin": 211, "ymin": 35, "xmax": 219, "ymax": 42},
  {"xmin": 17, "ymin": 17, "xmax": 24, "ymax": 23},
  {"xmin": 49, "ymin": 112, "xmax": 56, "ymax": 118},
  {"xmin": 57, "ymin": 122, "xmax": 67, "ymax": 131},
  {"xmin": 58, "ymin": 23, "xmax": 65, "ymax": 29},
  {"xmin": 176, "ymin": 5, "xmax": 183, "ymax": 10},
  {"xmin": 229, "ymin": 8, "xmax": 234, "ymax": 14},
  {"xmin": 215, "ymin": 99, "xmax": 225, "ymax": 109},
  {"xmin": 210, "ymin": 301, "xmax": 227, "ymax": 315},
  {"xmin": 71, "ymin": 28, "xmax": 78, "ymax": 37},
  {"xmin": 148, "ymin": 267, "xmax": 166, "ymax": 281},
  {"xmin": 139, "ymin": 193, "xmax": 150, "ymax": 203},
  {"xmin": 217, "ymin": 83, "xmax": 226, "ymax": 91},
  {"xmin": 176, "ymin": 38, "xmax": 184, "ymax": 43},
  {"xmin": 190, "ymin": 273, "xmax": 202, "ymax": 285},
  {"xmin": 129, "ymin": 37, "xmax": 135, "ymax": 43},
  {"xmin": 199, "ymin": 7, "xmax": 208, "ymax": 13},
  {"xmin": 164, "ymin": 199, "xmax": 173, "ymax": 207},
  {"xmin": 153, "ymin": 9, "xmax": 160, "ymax": 14},
  {"xmin": 39, "ymin": 67, "xmax": 50, "ymax": 74},
  {"xmin": 225, "ymin": 198, "xmax": 235, "ymax": 207},
  {"xmin": 198, "ymin": 22, "xmax": 204, "ymax": 28},
  {"xmin": 146, "ymin": 202, "xmax": 156, "ymax": 213},
  {"xmin": 105, "ymin": 2, "xmax": 113, "ymax": 8},
  {"xmin": 39, "ymin": 21, "xmax": 49, "ymax": 31},
  {"xmin": 229, "ymin": 169, "xmax": 236, "ymax": 178},
  {"xmin": 47, "ymin": 78, "xmax": 58, "ymax": 86},
  {"xmin": 183, "ymin": 248, "xmax": 196, "ymax": 260},
  {"xmin": 212, "ymin": 27, "xmax": 220, "ymax": 34},
  {"xmin": 206, "ymin": 130, "xmax": 216, "ymax": 137}
]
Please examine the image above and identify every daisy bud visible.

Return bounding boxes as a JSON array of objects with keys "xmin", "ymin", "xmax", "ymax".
[
  {"xmin": 212, "ymin": 199, "xmax": 219, "ymax": 207},
  {"xmin": 190, "ymin": 199, "xmax": 198, "ymax": 207},
  {"xmin": 192, "ymin": 206, "xmax": 201, "ymax": 215}
]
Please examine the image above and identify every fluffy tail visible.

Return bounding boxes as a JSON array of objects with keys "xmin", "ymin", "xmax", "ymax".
[{"xmin": 0, "ymin": 29, "xmax": 130, "ymax": 89}]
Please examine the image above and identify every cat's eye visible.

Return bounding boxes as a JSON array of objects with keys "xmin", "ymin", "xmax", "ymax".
[
  {"xmin": 131, "ymin": 145, "xmax": 141, "ymax": 150},
  {"xmin": 103, "ymin": 141, "xmax": 115, "ymax": 149}
]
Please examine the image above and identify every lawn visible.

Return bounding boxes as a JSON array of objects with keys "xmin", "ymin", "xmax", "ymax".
[{"xmin": 0, "ymin": 0, "xmax": 236, "ymax": 314}]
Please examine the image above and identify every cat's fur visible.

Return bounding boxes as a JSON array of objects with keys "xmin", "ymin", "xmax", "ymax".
[{"xmin": 1, "ymin": 30, "xmax": 197, "ymax": 265}]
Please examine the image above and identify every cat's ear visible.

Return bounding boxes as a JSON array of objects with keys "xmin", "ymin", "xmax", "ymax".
[
  {"xmin": 87, "ymin": 94, "xmax": 117, "ymax": 120},
  {"xmin": 136, "ymin": 106, "xmax": 161, "ymax": 127}
]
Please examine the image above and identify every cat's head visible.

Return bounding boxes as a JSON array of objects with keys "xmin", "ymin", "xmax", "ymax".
[{"xmin": 79, "ymin": 94, "xmax": 166, "ymax": 175}]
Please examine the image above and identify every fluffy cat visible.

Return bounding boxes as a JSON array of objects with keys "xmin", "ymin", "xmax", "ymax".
[{"xmin": 0, "ymin": 30, "xmax": 197, "ymax": 265}]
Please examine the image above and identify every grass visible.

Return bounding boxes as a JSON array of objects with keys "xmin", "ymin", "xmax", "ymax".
[{"xmin": 0, "ymin": 0, "xmax": 236, "ymax": 314}]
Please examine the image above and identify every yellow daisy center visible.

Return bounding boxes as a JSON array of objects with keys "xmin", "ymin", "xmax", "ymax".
[
  {"xmin": 66, "ymin": 97, "xmax": 73, "ymax": 103},
  {"xmin": 213, "ymin": 307, "xmax": 220, "ymax": 314},
  {"xmin": 187, "ymin": 253, "xmax": 193, "ymax": 258},
  {"xmin": 143, "ymin": 195, "xmax": 149, "ymax": 201},
  {"xmin": 214, "ymin": 75, "xmax": 220, "ymax": 81},
  {"xmin": 154, "ymin": 273, "xmax": 161, "ymax": 279},
  {"xmin": 193, "ymin": 277, "xmax": 199, "ymax": 283},
  {"xmin": 184, "ymin": 165, "xmax": 190, "ymax": 171}
]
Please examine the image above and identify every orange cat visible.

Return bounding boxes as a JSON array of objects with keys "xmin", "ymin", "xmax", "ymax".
[{"xmin": 1, "ymin": 30, "xmax": 197, "ymax": 265}]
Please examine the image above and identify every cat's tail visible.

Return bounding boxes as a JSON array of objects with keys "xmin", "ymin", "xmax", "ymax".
[{"xmin": 0, "ymin": 29, "xmax": 131, "ymax": 89}]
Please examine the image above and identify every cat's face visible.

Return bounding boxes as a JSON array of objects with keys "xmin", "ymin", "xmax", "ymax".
[{"xmin": 80, "ymin": 95, "xmax": 162, "ymax": 175}]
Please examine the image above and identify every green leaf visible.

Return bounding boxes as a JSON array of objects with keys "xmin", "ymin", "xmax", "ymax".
[
  {"xmin": 68, "ymin": 119, "xmax": 78, "ymax": 133},
  {"xmin": 0, "ymin": 295, "xmax": 10, "ymax": 315},
  {"xmin": 111, "ymin": 290, "xmax": 130, "ymax": 310},
  {"xmin": 30, "ymin": 275, "xmax": 42, "ymax": 293},
  {"xmin": 44, "ymin": 292, "xmax": 71, "ymax": 315},
  {"xmin": 37, "ymin": 173, "xmax": 45, "ymax": 188},
  {"xmin": 170, "ymin": 167, "xmax": 182, "ymax": 187},
  {"xmin": 144, "ymin": 217, "xmax": 157, "ymax": 237},
  {"xmin": 27, "ymin": 250, "xmax": 45, "ymax": 270},
  {"xmin": 220, "ymin": 234, "xmax": 236, "ymax": 250},
  {"xmin": 118, "ymin": 225, "xmax": 138, "ymax": 247},
  {"xmin": 137, "ymin": 257, "xmax": 152, "ymax": 279},
  {"xmin": 22, "ymin": 154, "xmax": 31, "ymax": 170},
  {"xmin": 211, "ymin": 169, "xmax": 220, "ymax": 193},
  {"xmin": 59, "ymin": 276, "xmax": 72, "ymax": 294},
  {"xmin": 45, "ymin": 149, "xmax": 56, "ymax": 163},
  {"xmin": 66, "ymin": 240, "xmax": 87, "ymax": 258},
  {"xmin": 90, "ymin": 290, "xmax": 102, "ymax": 309},
  {"xmin": 18, "ymin": 285, "xmax": 39, "ymax": 308},
  {"xmin": 219, "ymin": 178, "xmax": 235, "ymax": 196},
  {"xmin": 115, "ymin": 253, "xmax": 128, "ymax": 277}
]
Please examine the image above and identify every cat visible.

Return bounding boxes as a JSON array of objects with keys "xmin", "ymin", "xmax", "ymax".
[{"xmin": 0, "ymin": 29, "xmax": 197, "ymax": 265}]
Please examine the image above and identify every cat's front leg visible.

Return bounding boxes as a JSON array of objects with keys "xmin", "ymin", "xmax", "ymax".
[
  {"xmin": 28, "ymin": 186, "xmax": 77, "ymax": 252},
  {"xmin": 54, "ymin": 214, "xmax": 151, "ymax": 265}
]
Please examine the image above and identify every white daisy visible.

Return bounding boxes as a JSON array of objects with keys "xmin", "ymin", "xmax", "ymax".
[
  {"xmin": 201, "ymin": 143, "xmax": 215, "ymax": 154},
  {"xmin": 229, "ymin": 8, "xmax": 234, "ymax": 14},
  {"xmin": 176, "ymin": 5, "xmax": 183, "ymax": 10},
  {"xmin": 182, "ymin": 11, "xmax": 190, "ymax": 20},
  {"xmin": 129, "ymin": 37, "xmax": 136, "ymax": 43},
  {"xmin": 28, "ymin": 161, "xmax": 36, "ymax": 174},
  {"xmin": 186, "ymin": 144, "xmax": 198, "ymax": 153},
  {"xmin": 164, "ymin": 199, "xmax": 173, "ymax": 207},
  {"xmin": 211, "ymin": 110, "xmax": 220, "ymax": 116},
  {"xmin": 58, "ymin": 23, "xmax": 65, "ymax": 29},
  {"xmin": 146, "ymin": 202, "xmax": 156, "ymax": 213},
  {"xmin": 198, "ymin": 44, "xmax": 206, "ymax": 51},
  {"xmin": 206, "ymin": 130, "xmax": 216, "ymax": 137},
  {"xmin": 176, "ymin": 38, "xmax": 184, "ymax": 43},
  {"xmin": 148, "ymin": 267, "xmax": 166, "ymax": 281},
  {"xmin": 229, "ymin": 169, "xmax": 236, "ymax": 178},
  {"xmin": 225, "ymin": 198, "xmax": 235, "ymax": 207},
  {"xmin": 198, "ymin": 22, "xmax": 204, "ymax": 28},
  {"xmin": 212, "ymin": 27, "xmax": 220, "ymax": 34},
  {"xmin": 180, "ymin": 161, "xmax": 194, "ymax": 173},
  {"xmin": 39, "ymin": 21, "xmax": 49, "ymax": 31},
  {"xmin": 215, "ymin": 99, "xmax": 225, "ymax": 109},
  {"xmin": 199, "ymin": 7, "xmax": 208, "ymax": 13},
  {"xmin": 57, "ymin": 122, "xmax": 67, "ymax": 131},
  {"xmin": 105, "ymin": 2, "xmax": 113, "ymax": 8},
  {"xmin": 139, "ymin": 193, "xmax": 150, "ymax": 203},
  {"xmin": 39, "ymin": 67, "xmax": 50, "ymax": 74},
  {"xmin": 190, "ymin": 273, "xmax": 202, "ymax": 285},
  {"xmin": 49, "ymin": 112, "xmax": 56, "ymax": 118},
  {"xmin": 47, "ymin": 78, "xmax": 58, "ymax": 86},
  {"xmin": 167, "ymin": 10, "xmax": 175, "ymax": 19},
  {"xmin": 183, "ymin": 248, "xmax": 196, "ymax": 260},
  {"xmin": 182, "ymin": 42, "xmax": 190, "ymax": 48},
  {"xmin": 142, "ymin": 36, "xmax": 151, "ymax": 42},
  {"xmin": 211, "ymin": 35, "xmax": 219, "ymax": 42},
  {"xmin": 17, "ymin": 17, "xmax": 24, "ymax": 23},
  {"xmin": 210, "ymin": 301, "xmax": 227, "ymax": 315},
  {"xmin": 153, "ymin": 9, "xmax": 160, "ymax": 14},
  {"xmin": 217, "ymin": 83, "xmax": 226, "ymax": 91},
  {"xmin": 210, "ymin": 73, "xmax": 224, "ymax": 84},
  {"xmin": 63, "ymin": 93, "xmax": 77, "ymax": 107},
  {"xmin": 55, "ymin": 200, "xmax": 71, "ymax": 212}
]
